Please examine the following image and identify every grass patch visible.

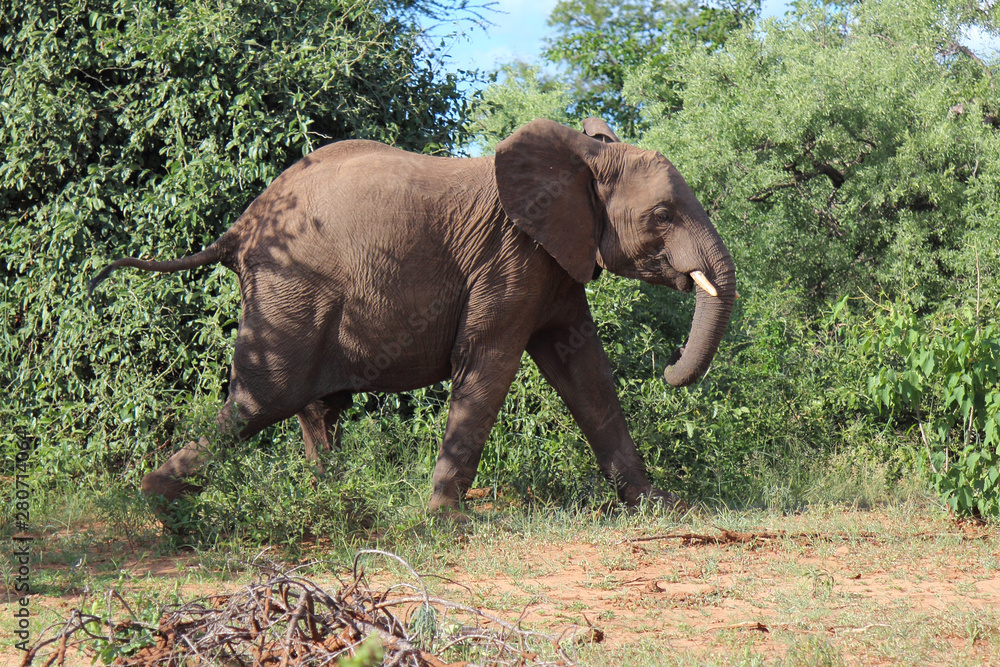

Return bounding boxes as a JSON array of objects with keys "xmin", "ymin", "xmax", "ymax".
[
  {"xmin": 6, "ymin": 496, "xmax": 999, "ymax": 666},
  {"xmin": 6, "ymin": 427, "xmax": 998, "ymax": 665}
]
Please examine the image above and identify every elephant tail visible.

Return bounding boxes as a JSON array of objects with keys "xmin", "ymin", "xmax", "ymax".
[{"xmin": 88, "ymin": 241, "xmax": 229, "ymax": 295}]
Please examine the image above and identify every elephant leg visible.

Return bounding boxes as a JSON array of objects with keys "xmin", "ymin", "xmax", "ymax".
[
  {"xmin": 297, "ymin": 391, "xmax": 353, "ymax": 473},
  {"xmin": 526, "ymin": 323, "xmax": 671, "ymax": 507},
  {"xmin": 140, "ymin": 396, "xmax": 256, "ymax": 506},
  {"xmin": 141, "ymin": 293, "xmax": 321, "ymax": 511},
  {"xmin": 141, "ymin": 436, "xmax": 211, "ymax": 504},
  {"xmin": 429, "ymin": 356, "xmax": 523, "ymax": 511}
]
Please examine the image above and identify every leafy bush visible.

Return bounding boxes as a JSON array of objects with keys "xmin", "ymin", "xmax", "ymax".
[
  {"xmin": 9, "ymin": 0, "xmax": 996, "ymax": 535},
  {"xmin": 163, "ymin": 415, "xmax": 432, "ymax": 546},
  {"xmin": 463, "ymin": 0, "xmax": 1000, "ymax": 512},
  {"xmin": 1, "ymin": 0, "xmax": 469, "ymax": 484},
  {"xmin": 866, "ymin": 301, "xmax": 1000, "ymax": 518},
  {"xmin": 427, "ymin": 0, "xmax": 1000, "ymax": 513},
  {"xmin": 464, "ymin": 278, "xmax": 900, "ymax": 510}
]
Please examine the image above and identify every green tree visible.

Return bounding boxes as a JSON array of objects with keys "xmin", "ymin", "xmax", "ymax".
[
  {"xmin": 618, "ymin": 0, "xmax": 1000, "ymax": 511},
  {"xmin": 468, "ymin": 0, "xmax": 759, "ymax": 146},
  {"xmin": 467, "ymin": 0, "xmax": 1000, "ymax": 510},
  {"xmin": 0, "ymin": 0, "xmax": 472, "ymax": 481},
  {"xmin": 466, "ymin": 64, "xmax": 575, "ymax": 152},
  {"xmin": 626, "ymin": 0, "xmax": 1000, "ymax": 309},
  {"xmin": 543, "ymin": 0, "xmax": 759, "ymax": 136}
]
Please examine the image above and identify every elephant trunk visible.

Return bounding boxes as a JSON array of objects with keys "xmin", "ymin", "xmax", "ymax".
[{"xmin": 662, "ymin": 241, "xmax": 737, "ymax": 388}]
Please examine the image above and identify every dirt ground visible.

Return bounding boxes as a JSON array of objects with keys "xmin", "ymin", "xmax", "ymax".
[
  {"xmin": 457, "ymin": 529, "xmax": 998, "ymax": 638},
  {"xmin": 4, "ymin": 507, "xmax": 1000, "ymax": 666},
  {"xmin": 426, "ymin": 512, "xmax": 1000, "ymax": 664}
]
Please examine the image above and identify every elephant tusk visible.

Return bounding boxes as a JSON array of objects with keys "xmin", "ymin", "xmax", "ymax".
[{"xmin": 690, "ymin": 270, "xmax": 718, "ymax": 297}]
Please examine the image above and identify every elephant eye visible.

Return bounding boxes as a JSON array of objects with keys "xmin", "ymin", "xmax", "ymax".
[{"xmin": 653, "ymin": 206, "xmax": 673, "ymax": 224}]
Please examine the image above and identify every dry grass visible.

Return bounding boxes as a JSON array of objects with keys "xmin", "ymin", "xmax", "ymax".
[{"xmin": 3, "ymin": 500, "xmax": 999, "ymax": 666}]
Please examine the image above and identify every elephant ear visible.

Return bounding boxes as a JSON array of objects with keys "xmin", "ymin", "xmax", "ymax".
[
  {"xmin": 495, "ymin": 119, "xmax": 604, "ymax": 284},
  {"xmin": 582, "ymin": 117, "xmax": 621, "ymax": 143},
  {"xmin": 580, "ymin": 118, "xmax": 619, "ymax": 281}
]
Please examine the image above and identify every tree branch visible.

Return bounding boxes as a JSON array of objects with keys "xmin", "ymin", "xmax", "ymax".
[{"xmin": 943, "ymin": 41, "xmax": 995, "ymax": 89}]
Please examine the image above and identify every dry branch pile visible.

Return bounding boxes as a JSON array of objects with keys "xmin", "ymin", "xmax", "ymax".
[{"xmin": 21, "ymin": 550, "xmax": 581, "ymax": 667}]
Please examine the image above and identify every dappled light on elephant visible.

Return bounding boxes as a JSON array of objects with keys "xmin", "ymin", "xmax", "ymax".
[{"xmin": 89, "ymin": 117, "xmax": 736, "ymax": 523}]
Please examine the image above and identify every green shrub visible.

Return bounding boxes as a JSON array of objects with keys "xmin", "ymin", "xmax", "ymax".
[
  {"xmin": 466, "ymin": 278, "xmax": 900, "ymax": 510},
  {"xmin": 866, "ymin": 300, "xmax": 1000, "ymax": 518},
  {"xmin": 148, "ymin": 405, "xmax": 439, "ymax": 545},
  {"xmin": 1, "ymin": 0, "xmax": 469, "ymax": 485},
  {"xmin": 461, "ymin": 0, "xmax": 1000, "ymax": 513}
]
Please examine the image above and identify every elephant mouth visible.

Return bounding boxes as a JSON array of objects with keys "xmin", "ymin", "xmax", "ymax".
[
  {"xmin": 626, "ymin": 256, "xmax": 726, "ymax": 298},
  {"xmin": 669, "ymin": 269, "xmax": 692, "ymax": 292}
]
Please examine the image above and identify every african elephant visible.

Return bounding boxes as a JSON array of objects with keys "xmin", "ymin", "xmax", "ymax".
[{"xmin": 89, "ymin": 117, "xmax": 737, "ymax": 513}]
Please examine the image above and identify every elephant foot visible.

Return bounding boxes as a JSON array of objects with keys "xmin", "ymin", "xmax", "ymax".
[
  {"xmin": 618, "ymin": 482, "xmax": 692, "ymax": 514},
  {"xmin": 427, "ymin": 504, "xmax": 474, "ymax": 526},
  {"xmin": 142, "ymin": 438, "xmax": 210, "ymax": 531},
  {"xmin": 427, "ymin": 490, "xmax": 463, "ymax": 513},
  {"xmin": 643, "ymin": 488, "xmax": 693, "ymax": 514},
  {"xmin": 427, "ymin": 485, "xmax": 482, "ymax": 527},
  {"xmin": 141, "ymin": 470, "xmax": 202, "ymax": 503},
  {"xmin": 429, "ymin": 460, "xmax": 476, "ymax": 514},
  {"xmin": 141, "ymin": 470, "xmax": 203, "ymax": 533}
]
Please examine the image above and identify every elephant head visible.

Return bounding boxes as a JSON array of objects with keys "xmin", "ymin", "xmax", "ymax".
[{"xmin": 494, "ymin": 118, "xmax": 737, "ymax": 387}]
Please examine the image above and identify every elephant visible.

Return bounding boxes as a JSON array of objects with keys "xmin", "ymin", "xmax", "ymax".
[{"xmin": 89, "ymin": 117, "xmax": 737, "ymax": 515}]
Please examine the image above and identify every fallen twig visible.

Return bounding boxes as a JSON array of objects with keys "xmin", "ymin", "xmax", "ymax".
[
  {"xmin": 625, "ymin": 528, "xmax": 784, "ymax": 547},
  {"xmin": 624, "ymin": 528, "xmax": 885, "ymax": 548},
  {"xmin": 828, "ymin": 623, "xmax": 891, "ymax": 634}
]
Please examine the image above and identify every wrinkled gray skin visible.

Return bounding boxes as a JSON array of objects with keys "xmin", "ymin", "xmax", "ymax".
[{"xmin": 90, "ymin": 118, "xmax": 737, "ymax": 514}]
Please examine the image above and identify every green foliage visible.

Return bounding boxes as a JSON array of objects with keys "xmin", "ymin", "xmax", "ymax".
[
  {"xmin": 160, "ymin": 413, "xmax": 433, "ymax": 545},
  {"xmin": 542, "ymin": 0, "xmax": 759, "ymax": 136},
  {"xmin": 469, "ymin": 0, "xmax": 999, "ymax": 512},
  {"xmin": 407, "ymin": 604, "xmax": 438, "ymax": 648},
  {"xmin": 467, "ymin": 0, "xmax": 758, "ymax": 144},
  {"xmin": 1, "ymin": 0, "xmax": 469, "ymax": 484},
  {"xmin": 471, "ymin": 278, "xmax": 897, "ymax": 510},
  {"xmin": 622, "ymin": 287, "xmax": 893, "ymax": 507},
  {"xmin": 466, "ymin": 65, "xmax": 574, "ymax": 152},
  {"xmin": 627, "ymin": 0, "xmax": 1000, "ymax": 309},
  {"xmin": 83, "ymin": 576, "xmax": 173, "ymax": 663},
  {"xmin": 866, "ymin": 301, "xmax": 1000, "ymax": 518},
  {"xmin": 608, "ymin": 0, "xmax": 1000, "ymax": 510},
  {"xmin": 338, "ymin": 636, "xmax": 384, "ymax": 667},
  {"xmin": 8, "ymin": 0, "xmax": 996, "ymax": 536}
]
